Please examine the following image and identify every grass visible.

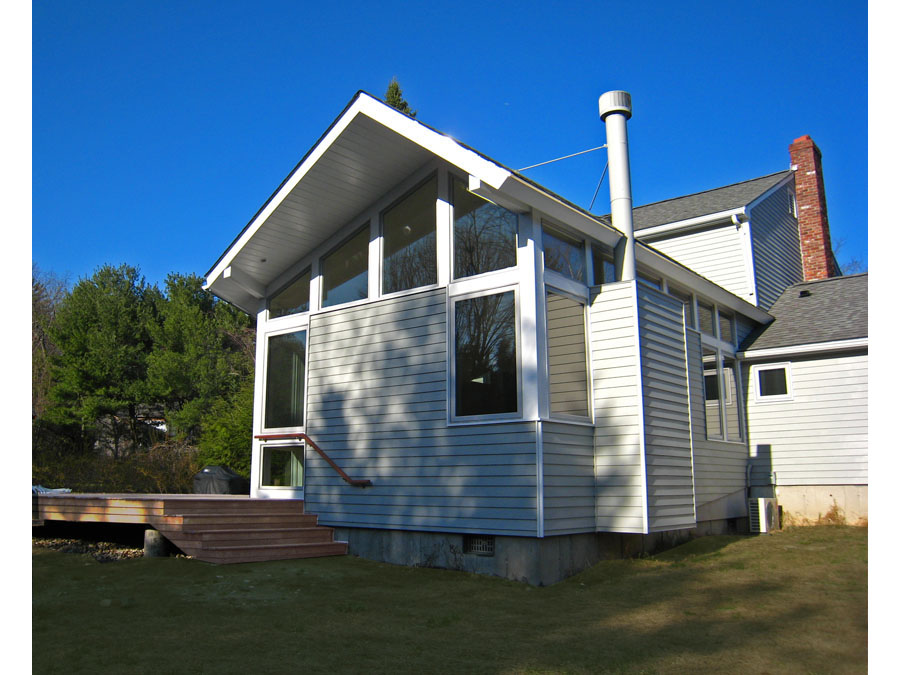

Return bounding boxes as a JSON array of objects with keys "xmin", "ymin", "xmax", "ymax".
[{"xmin": 32, "ymin": 525, "xmax": 867, "ymax": 674}]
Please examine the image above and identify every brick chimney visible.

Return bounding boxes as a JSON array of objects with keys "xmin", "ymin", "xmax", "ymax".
[{"xmin": 789, "ymin": 135, "xmax": 838, "ymax": 280}]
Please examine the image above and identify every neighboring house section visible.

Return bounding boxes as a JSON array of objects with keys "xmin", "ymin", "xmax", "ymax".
[{"xmin": 740, "ymin": 274, "xmax": 868, "ymax": 524}]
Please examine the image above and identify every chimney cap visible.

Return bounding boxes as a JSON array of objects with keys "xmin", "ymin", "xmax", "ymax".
[{"xmin": 599, "ymin": 90, "xmax": 632, "ymax": 121}]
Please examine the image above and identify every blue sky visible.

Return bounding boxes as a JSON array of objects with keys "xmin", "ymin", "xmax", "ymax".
[{"xmin": 31, "ymin": 0, "xmax": 869, "ymax": 290}]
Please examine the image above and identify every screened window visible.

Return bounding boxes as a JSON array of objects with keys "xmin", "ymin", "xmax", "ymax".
[
  {"xmin": 719, "ymin": 310, "xmax": 734, "ymax": 346},
  {"xmin": 722, "ymin": 355, "xmax": 742, "ymax": 441},
  {"xmin": 546, "ymin": 292, "xmax": 590, "ymax": 418},
  {"xmin": 543, "ymin": 225, "xmax": 585, "ymax": 282},
  {"xmin": 261, "ymin": 446, "xmax": 303, "ymax": 488},
  {"xmin": 321, "ymin": 226, "xmax": 369, "ymax": 308},
  {"xmin": 382, "ymin": 176, "xmax": 437, "ymax": 294},
  {"xmin": 756, "ymin": 365, "xmax": 791, "ymax": 400},
  {"xmin": 264, "ymin": 330, "xmax": 306, "ymax": 429},
  {"xmin": 703, "ymin": 347, "xmax": 722, "ymax": 438},
  {"xmin": 452, "ymin": 176, "xmax": 517, "ymax": 279},
  {"xmin": 591, "ymin": 245, "xmax": 616, "ymax": 285},
  {"xmin": 454, "ymin": 291, "xmax": 518, "ymax": 418},
  {"xmin": 698, "ymin": 300, "xmax": 715, "ymax": 337},
  {"xmin": 269, "ymin": 270, "xmax": 310, "ymax": 318}
]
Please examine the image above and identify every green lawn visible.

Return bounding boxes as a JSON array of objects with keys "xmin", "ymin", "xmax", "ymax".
[{"xmin": 33, "ymin": 526, "xmax": 867, "ymax": 674}]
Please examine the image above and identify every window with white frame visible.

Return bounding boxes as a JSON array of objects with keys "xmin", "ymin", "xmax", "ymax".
[
  {"xmin": 542, "ymin": 224, "xmax": 585, "ymax": 283},
  {"xmin": 264, "ymin": 329, "xmax": 307, "ymax": 429},
  {"xmin": 546, "ymin": 291, "xmax": 590, "ymax": 418},
  {"xmin": 260, "ymin": 444, "xmax": 304, "ymax": 488},
  {"xmin": 451, "ymin": 175, "xmax": 517, "ymax": 279},
  {"xmin": 753, "ymin": 363, "xmax": 792, "ymax": 401},
  {"xmin": 382, "ymin": 175, "xmax": 437, "ymax": 294},
  {"xmin": 703, "ymin": 346, "xmax": 743, "ymax": 442},
  {"xmin": 268, "ymin": 269, "xmax": 311, "ymax": 318},
  {"xmin": 321, "ymin": 225, "xmax": 369, "ymax": 308},
  {"xmin": 452, "ymin": 289, "xmax": 519, "ymax": 419}
]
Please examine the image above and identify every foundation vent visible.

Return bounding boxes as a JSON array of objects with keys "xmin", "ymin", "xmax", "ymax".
[{"xmin": 463, "ymin": 534, "xmax": 495, "ymax": 556}]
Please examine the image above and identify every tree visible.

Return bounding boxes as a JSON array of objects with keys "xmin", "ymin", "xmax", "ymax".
[
  {"xmin": 32, "ymin": 264, "xmax": 68, "ymax": 418},
  {"xmin": 385, "ymin": 78, "xmax": 416, "ymax": 117},
  {"xmin": 47, "ymin": 264, "xmax": 163, "ymax": 456}
]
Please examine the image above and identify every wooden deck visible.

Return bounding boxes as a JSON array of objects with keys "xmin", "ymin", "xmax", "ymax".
[{"xmin": 33, "ymin": 493, "xmax": 347, "ymax": 564}]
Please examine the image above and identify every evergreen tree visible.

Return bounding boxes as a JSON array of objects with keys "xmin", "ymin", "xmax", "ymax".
[{"xmin": 385, "ymin": 78, "xmax": 416, "ymax": 117}]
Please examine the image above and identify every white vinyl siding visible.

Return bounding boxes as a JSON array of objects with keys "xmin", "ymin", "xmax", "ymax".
[
  {"xmin": 589, "ymin": 282, "xmax": 646, "ymax": 533},
  {"xmin": 541, "ymin": 422, "xmax": 596, "ymax": 535},
  {"xmin": 304, "ymin": 287, "xmax": 538, "ymax": 535},
  {"xmin": 649, "ymin": 224, "xmax": 752, "ymax": 303},
  {"xmin": 637, "ymin": 285, "xmax": 696, "ymax": 531},
  {"xmin": 747, "ymin": 183, "xmax": 804, "ymax": 310},
  {"xmin": 745, "ymin": 351, "xmax": 868, "ymax": 486}
]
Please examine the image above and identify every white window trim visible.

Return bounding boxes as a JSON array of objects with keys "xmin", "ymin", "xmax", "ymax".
[
  {"xmin": 258, "ymin": 440, "xmax": 306, "ymax": 491},
  {"xmin": 752, "ymin": 362, "xmax": 793, "ymax": 403},
  {"xmin": 447, "ymin": 284, "xmax": 523, "ymax": 424},
  {"xmin": 319, "ymin": 222, "xmax": 372, "ymax": 311},
  {"xmin": 260, "ymin": 325, "xmax": 309, "ymax": 435}
]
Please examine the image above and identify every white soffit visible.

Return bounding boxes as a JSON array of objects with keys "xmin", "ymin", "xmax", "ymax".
[{"xmin": 205, "ymin": 93, "xmax": 512, "ymax": 307}]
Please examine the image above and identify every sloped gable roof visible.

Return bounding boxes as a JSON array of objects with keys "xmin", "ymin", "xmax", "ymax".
[
  {"xmin": 741, "ymin": 273, "xmax": 868, "ymax": 351},
  {"xmin": 628, "ymin": 170, "xmax": 792, "ymax": 231}
]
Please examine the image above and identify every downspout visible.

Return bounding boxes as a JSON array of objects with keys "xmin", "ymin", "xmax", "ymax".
[{"xmin": 599, "ymin": 91, "xmax": 636, "ymax": 282}]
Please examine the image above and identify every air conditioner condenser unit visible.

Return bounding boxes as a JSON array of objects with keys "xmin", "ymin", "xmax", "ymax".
[{"xmin": 749, "ymin": 497, "xmax": 779, "ymax": 533}]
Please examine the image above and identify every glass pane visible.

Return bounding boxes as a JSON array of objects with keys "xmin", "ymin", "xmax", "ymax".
[
  {"xmin": 265, "ymin": 330, "xmax": 306, "ymax": 428},
  {"xmin": 637, "ymin": 271, "xmax": 661, "ymax": 289},
  {"xmin": 668, "ymin": 286, "xmax": 694, "ymax": 329},
  {"xmin": 269, "ymin": 270, "xmax": 310, "ymax": 318},
  {"xmin": 543, "ymin": 226, "xmax": 585, "ymax": 282},
  {"xmin": 698, "ymin": 301, "xmax": 715, "ymax": 336},
  {"xmin": 322, "ymin": 226, "xmax": 369, "ymax": 307},
  {"xmin": 722, "ymin": 355, "xmax": 742, "ymax": 441},
  {"xmin": 382, "ymin": 176, "xmax": 437, "ymax": 294},
  {"xmin": 703, "ymin": 347, "xmax": 722, "ymax": 438},
  {"xmin": 455, "ymin": 291, "xmax": 518, "ymax": 417},
  {"xmin": 719, "ymin": 311, "xmax": 734, "ymax": 345},
  {"xmin": 591, "ymin": 245, "xmax": 616, "ymax": 285},
  {"xmin": 759, "ymin": 368, "xmax": 788, "ymax": 397},
  {"xmin": 261, "ymin": 446, "xmax": 303, "ymax": 487},
  {"xmin": 546, "ymin": 292, "xmax": 589, "ymax": 417},
  {"xmin": 452, "ymin": 176, "xmax": 517, "ymax": 279}
]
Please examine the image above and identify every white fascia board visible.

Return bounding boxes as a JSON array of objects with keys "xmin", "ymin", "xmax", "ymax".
[
  {"xmin": 739, "ymin": 337, "xmax": 868, "ymax": 360},
  {"xmin": 636, "ymin": 242, "xmax": 772, "ymax": 324},
  {"xmin": 493, "ymin": 175, "xmax": 622, "ymax": 248},
  {"xmin": 745, "ymin": 173, "xmax": 794, "ymax": 212},
  {"xmin": 634, "ymin": 208, "xmax": 745, "ymax": 240}
]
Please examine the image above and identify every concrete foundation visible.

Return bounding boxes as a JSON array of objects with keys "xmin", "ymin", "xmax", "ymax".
[
  {"xmin": 334, "ymin": 518, "xmax": 746, "ymax": 586},
  {"xmin": 775, "ymin": 485, "xmax": 868, "ymax": 525}
]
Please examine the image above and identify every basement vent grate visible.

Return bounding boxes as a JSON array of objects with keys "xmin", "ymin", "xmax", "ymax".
[{"xmin": 463, "ymin": 534, "xmax": 495, "ymax": 556}]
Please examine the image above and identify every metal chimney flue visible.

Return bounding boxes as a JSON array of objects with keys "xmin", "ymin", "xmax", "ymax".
[{"xmin": 599, "ymin": 90, "xmax": 636, "ymax": 282}]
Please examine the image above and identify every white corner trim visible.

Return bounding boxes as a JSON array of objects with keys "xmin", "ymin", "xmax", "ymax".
[{"xmin": 739, "ymin": 337, "xmax": 868, "ymax": 360}]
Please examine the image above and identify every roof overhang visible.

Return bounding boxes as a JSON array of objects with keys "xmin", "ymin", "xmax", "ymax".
[{"xmin": 739, "ymin": 337, "xmax": 868, "ymax": 360}]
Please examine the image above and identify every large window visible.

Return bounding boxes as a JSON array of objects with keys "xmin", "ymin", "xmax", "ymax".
[
  {"xmin": 546, "ymin": 291, "xmax": 590, "ymax": 418},
  {"xmin": 321, "ymin": 225, "xmax": 369, "ymax": 308},
  {"xmin": 452, "ymin": 176, "xmax": 517, "ymax": 279},
  {"xmin": 264, "ymin": 330, "xmax": 307, "ymax": 429},
  {"xmin": 269, "ymin": 269, "xmax": 310, "ymax": 318},
  {"xmin": 543, "ymin": 225, "xmax": 585, "ymax": 282},
  {"xmin": 382, "ymin": 176, "xmax": 437, "ymax": 294},
  {"xmin": 454, "ymin": 290, "xmax": 518, "ymax": 418}
]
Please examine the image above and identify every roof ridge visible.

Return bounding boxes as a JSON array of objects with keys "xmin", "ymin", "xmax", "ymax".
[{"xmin": 631, "ymin": 169, "xmax": 792, "ymax": 211}]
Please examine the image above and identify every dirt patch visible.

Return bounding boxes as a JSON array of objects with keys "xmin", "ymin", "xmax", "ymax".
[{"xmin": 32, "ymin": 537, "xmax": 144, "ymax": 563}]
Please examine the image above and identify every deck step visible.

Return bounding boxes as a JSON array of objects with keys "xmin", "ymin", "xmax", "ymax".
[{"xmin": 197, "ymin": 541, "xmax": 349, "ymax": 564}]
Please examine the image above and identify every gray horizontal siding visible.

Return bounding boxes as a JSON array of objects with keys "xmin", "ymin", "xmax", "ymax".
[
  {"xmin": 687, "ymin": 330, "xmax": 749, "ymax": 507},
  {"xmin": 638, "ymin": 286, "xmax": 696, "ymax": 532},
  {"xmin": 541, "ymin": 422, "xmax": 595, "ymax": 535},
  {"xmin": 745, "ymin": 352, "xmax": 868, "ymax": 486},
  {"xmin": 304, "ymin": 287, "xmax": 538, "ymax": 535},
  {"xmin": 748, "ymin": 183, "xmax": 804, "ymax": 310},
  {"xmin": 650, "ymin": 225, "xmax": 752, "ymax": 302},
  {"xmin": 590, "ymin": 282, "xmax": 646, "ymax": 533}
]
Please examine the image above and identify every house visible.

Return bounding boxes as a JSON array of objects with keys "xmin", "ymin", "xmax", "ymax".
[{"xmin": 204, "ymin": 91, "xmax": 865, "ymax": 583}]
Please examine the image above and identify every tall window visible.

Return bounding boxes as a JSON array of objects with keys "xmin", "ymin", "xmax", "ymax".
[
  {"xmin": 452, "ymin": 176, "xmax": 517, "ymax": 279},
  {"xmin": 703, "ymin": 346, "xmax": 743, "ymax": 442},
  {"xmin": 321, "ymin": 225, "xmax": 369, "ymax": 308},
  {"xmin": 546, "ymin": 291, "xmax": 590, "ymax": 418},
  {"xmin": 591, "ymin": 244, "xmax": 616, "ymax": 285},
  {"xmin": 454, "ymin": 291, "xmax": 518, "ymax": 418},
  {"xmin": 264, "ymin": 330, "xmax": 306, "ymax": 429},
  {"xmin": 697, "ymin": 300, "xmax": 715, "ymax": 337},
  {"xmin": 718, "ymin": 310, "xmax": 734, "ymax": 346},
  {"xmin": 668, "ymin": 285, "xmax": 694, "ymax": 330},
  {"xmin": 382, "ymin": 176, "xmax": 437, "ymax": 294},
  {"xmin": 703, "ymin": 347, "xmax": 722, "ymax": 438},
  {"xmin": 269, "ymin": 269, "xmax": 310, "ymax": 318},
  {"xmin": 543, "ymin": 225, "xmax": 585, "ymax": 282}
]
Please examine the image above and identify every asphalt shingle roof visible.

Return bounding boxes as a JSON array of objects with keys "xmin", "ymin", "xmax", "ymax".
[
  {"xmin": 741, "ymin": 274, "xmax": 868, "ymax": 351},
  {"xmin": 628, "ymin": 171, "xmax": 792, "ymax": 231}
]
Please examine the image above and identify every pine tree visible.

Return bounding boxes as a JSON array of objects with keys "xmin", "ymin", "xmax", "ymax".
[{"xmin": 384, "ymin": 78, "xmax": 416, "ymax": 118}]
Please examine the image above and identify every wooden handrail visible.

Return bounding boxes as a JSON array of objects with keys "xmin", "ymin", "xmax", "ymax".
[{"xmin": 254, "ymin": 433, "xmax": 372, "ymax": 487}]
